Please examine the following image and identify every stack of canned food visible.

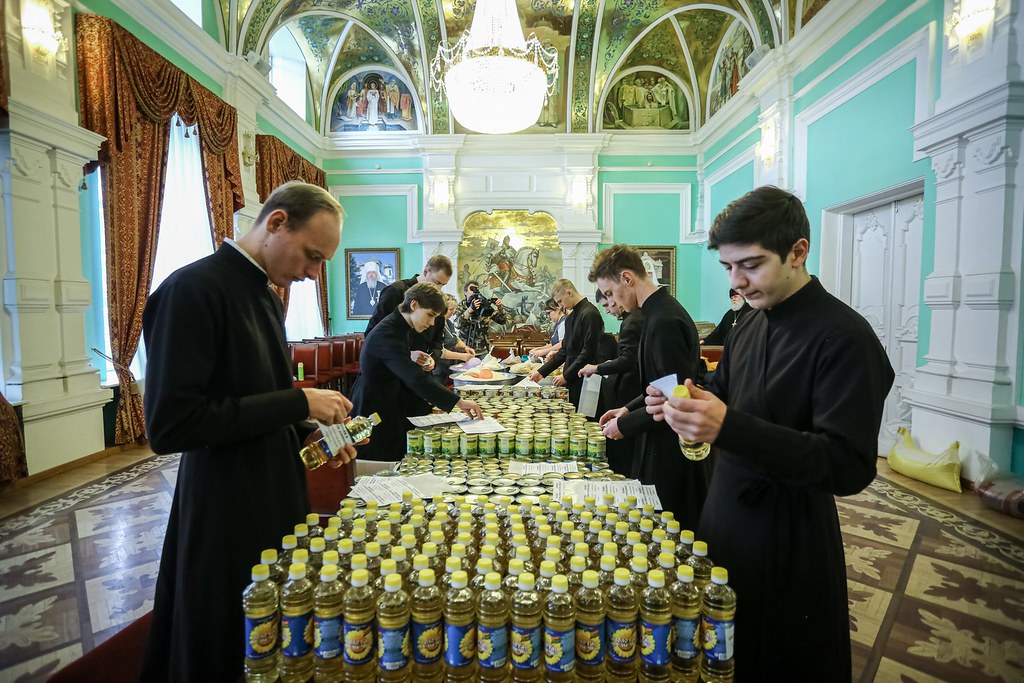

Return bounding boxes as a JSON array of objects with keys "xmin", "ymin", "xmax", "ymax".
[{"xmin": 405, "ymin": 387, "xmax": 608, "ymax": 462}]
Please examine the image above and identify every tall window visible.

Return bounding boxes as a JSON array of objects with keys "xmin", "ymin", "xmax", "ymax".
[
  {"xmin": 269, "ymin": 28, "xmax": 308, "ymax": 121},
  {"xmin": 83, "ymin": 114, "xmax": 214, "ymax": 384},
  {"xmin": 285, "ymin": 278, "xmax": 324, "ymax": 341}
]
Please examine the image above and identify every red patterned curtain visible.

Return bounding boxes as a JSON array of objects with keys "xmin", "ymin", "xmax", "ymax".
[
  {"xmin": 255, "ymin": 135, "xmax": 331, "ymax": 334},
  {"xmin": 76, "ymin": 15, "xmax": 244, "ymax": 443}
]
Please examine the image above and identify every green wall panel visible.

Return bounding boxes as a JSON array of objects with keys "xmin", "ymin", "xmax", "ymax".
[
  {"xmin": 1013, "ymin": 428, "xmax": 1024, "ymax": 476},
  {"xmin": 702, "ymin": 161, "xmax": 755, "ymax": 323},
  {"xmin": 322, "ymin": 157, "xmax": 423, "ymax": 171},
  {"xmin": 597, "ymin": 155, "xmax": 698, "ymax": 168},
  {"xmin": 328, "ymin": 174, "xmax": 424, "ymax": 230},
  {"xmin": 328, "ymin": 194, "xmax": 423, "ymax": 334},
  {"xmin": 704, "ymin": 111, "xmax": 759, "ymax": 162},
  {"xmin": 705, "ymin": 132, "xmax": 759, "ymax": 178}
]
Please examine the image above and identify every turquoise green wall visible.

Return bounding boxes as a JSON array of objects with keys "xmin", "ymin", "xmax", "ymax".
[
  {"xmin": 1013, "ymin": 429, "xmax": 1024, "ymax": 474},
  {"xmin": 703, "ymin": 161, "xmax": 755, "ymax": 320},
  {"xmin": 79, "ymin": 170, "xmax": 109, "ymax": 384}
]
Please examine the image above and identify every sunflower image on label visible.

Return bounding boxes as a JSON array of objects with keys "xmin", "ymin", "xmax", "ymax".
[
  {"xmin": 543, "ymin": 625, "xmax": 575, "ymax": 672},
  {"xmin": 314, "ymin": 615, "xmax": 342, "ymax": 659},
  {"xmin": 343, "ymin": 619, "xmax": 374, "ymax": 664},
  {"xmin": 575, "ymin": 622, "xmax": 605, "ymax": 663},
  {"xmin": 701, "ymin": 615, "xmax": 735, "ymax": 661},
  {"xmin": 281, "ymin": 610, "xmax": 313, "ymax": 657},
  {"xmin": 477, "ymin": 624, "xmax": 509, "ymax": 668},
  {"xmin": 510, "ymin": 623, "xmax": 542, "ymax": 669},
  {"xmin": 444, "ymin": 622, "xmax": 476, "ymax": 666},
  {"xmin": 606, "ymin": 618, "xmax": 637, "ymax": 663},
  {"xmin": 412, "ymin": 618, "xmax": 443, "ymax": 663},
  {"xmin": 639, "ymin": 620, "xmax": 671, "ymax": 666},
  {"xmin": 673, "ymin": 616, "xmax": 700, "ymax": 660},
  {"xmin": 244, "ymin": 614, "xmax": 278, "ymax": 659},
  {"xmin": 377, "ymin": 624, "xmax": 411, "ymax": 670}
]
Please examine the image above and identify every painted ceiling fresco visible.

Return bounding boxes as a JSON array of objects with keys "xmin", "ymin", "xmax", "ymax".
[{"xmin": 218, "ymin": 0, "xmax": 831, "ymax": 135}]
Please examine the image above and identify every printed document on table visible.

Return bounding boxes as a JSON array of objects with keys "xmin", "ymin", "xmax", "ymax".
[
  {"xmin": 549, "ymin": 479, "xmax": 663, "ymax": 510},
  {"xmin": 457, "ymin": 417, "xmax": 507, "ymax": 434},
  {"xmin": 408, "ymin": 412, "xmax": 470, "ymax": 427},
  {"xmin": 507, "ymin": 461, "xmax": 579, "ymax": 475}
]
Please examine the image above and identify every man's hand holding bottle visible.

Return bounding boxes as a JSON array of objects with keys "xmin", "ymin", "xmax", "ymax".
[{"xmin": 301, "ymin": 388, "xmax": 362, "ymax": 466}]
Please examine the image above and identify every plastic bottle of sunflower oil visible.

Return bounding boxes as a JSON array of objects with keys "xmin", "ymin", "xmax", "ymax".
[
  {"xmin": 443, "ymin": 570, "xmax": 477, "ymax": 682},
  {"xmin": 573, "ymin": 569, "xmax": 606, "ymax": 682},
  {"xmin": 699, "ymin": 567, "xmax": 736, "ymax": 683},
  {"xmin": 410, "ymin": 568, "xmax": 444, "ymax": 682},
  {"xmin": 542, "ymin": 574, "xmax": 575, "ymax": 682},
  {"xmin": 243, "ymin": 564, "xmax": 280, "ymax": 683},
  {"xmin": 476, "ymin": 571, "xmax": 510, "ymax": 682},
  {"xmin": 509, "ymin": 572, "xmax": 542, "ymax": 682},
  {"xmin": 280, "ymin": 563, "xmax": 315, "ymax": 683},
  {"xmin": 669, "ymin": 565, "xmax": 701, "ymax": 683},
  {"xmin": 313, "ymin": 564, "xmax": 344, "ymax": 682},
  {"xmin": 684, "ymin": 541, "xmax": 714, "ymax": 593},
  {"xmin": 341, "ymin": 569, "xmax": 375, "ymax": 683},
  {"xmin": 605, "ymin": 567, "xmax": 638, "ymax": 682},
  {"xmin": 639, "ymin": 569, "xmax": 672, "ymax": 683},
  {"xmin": 376, "ymin": 574, "xmax": 411, "ymax": 681}
]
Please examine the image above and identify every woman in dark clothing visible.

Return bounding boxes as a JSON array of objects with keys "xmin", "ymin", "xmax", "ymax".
[{"xmin": 351, "ymin": 283, "xmax": 483, "ymax": 461}]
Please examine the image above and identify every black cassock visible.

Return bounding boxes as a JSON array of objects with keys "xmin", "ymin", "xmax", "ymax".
[
  {"xmin": 140, "ymin": 245, "xmax": 311, "ymax": 682},
  {"xmin": 702, "ymin": 277, "xmax": 894, "ymax": 682},
  {"xmin": 703, "ymin": 300, "xmax": 753, "ymax": 346},
  {"xmin": 351, "ymin": 309, "xmax": 461, "ymax": 461},
  {"xmin": 617, "ymin": 287, "xmax": 710, "ymax": 527},
  {"xmin": 538, "ymin": 297, "xmax": 604, "ymax": 409},
  {"xmin": 351, "ymin": 280, "xmax": 386, "ymax": 317},
  {"xmin": 594, "ymin": 309, "xmax": 643, "ymax": 475}
]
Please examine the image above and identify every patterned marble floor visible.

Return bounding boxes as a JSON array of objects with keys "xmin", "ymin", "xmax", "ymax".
[{"xmin": 0, "ymin": 453, "xmax": 1021, "ymax": 682}]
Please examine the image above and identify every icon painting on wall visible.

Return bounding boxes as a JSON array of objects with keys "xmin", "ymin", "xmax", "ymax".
[
  {"xmin": 708, "ymin": 22, "xmax": 755, "ymax": 118},
  {"xmin": 330, "ymin": 71, "xmax": 419, "ymax": 132},
  {"xmin": 603, "ymin": 71, "xmax": 690, "ymax": 131}
]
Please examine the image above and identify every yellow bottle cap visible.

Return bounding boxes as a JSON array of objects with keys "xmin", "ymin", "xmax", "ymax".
[
  {"xmin": 693, "ymin": 541, "xmax": 708, "ymax": 556},
  {"xmin": 252, "ymin": 564, "xmax": 269, "ymax": 581},
  {"xmin": 384, "ymin": 573, "xmax": 402, "ymax": 592},
  {"xmin": 711, "ymin": 567, "xmax": 729, "ymax": 584},
  {"xmin": 306, "ymin": 513, "xmax": 320, "ymax": 526},
  {"xmin": 518, "ymin": 572, "xmax": 536, "ymax": 590},
  {"xmin": 391, "ymin": 546, "xmax": 407, "ymax": 561},
  {"xmin": 281, "ymin": 535, "xmax": 297, "ymax": 549},
  {"xmin": 659, "ymin": 552, "xmax": 675, "ymax": 568},
  {"xmin": 351, "ymin": 553, "xmax": 367, "ymax": 570},
  {"xmin": 289, "ymin": 563, "xmax": 307, "ymax": 580},
  {"xmin": 631, "ymin": 556, "xmax": 648, "ymax": 571},
  {"xmin": 574, "ymin": 542, "xmax": 588, "ymax": 556},
  {"xmin": 613, "ymin": 567, "xmax": 630, "ymax": 585},
  {"xmin": 324, "ymin": 527, "xmax": 339, "ymax": 540},
  {"xmin": 380, "ymin": 559, "xmax": 397, "ymax": 575},
  {"xmin": 570, "ymin": 556, "xmax": 587, "ymax": 572},
  {"xmin": 673, "ymin": 384, "xmax": 690, "ymax": 399},
  {"xmin": 476, "ymin": 558, "xmax": 494, "ymax": 574},
  {"xmin": 365, "ymin": 542, "xmax": 381, "ymax": 558},
  {"xmin": 482, "ymin": 544, "xmax": 497, "ymax": 558},
  {"xmin": 451, "ymin": 570, "xmax": 469, "ymax": 589},
  {"xmin": 292, "ymin": 549, "xmax": 309, "ymax": 564},
  {"xmin": 327, "ymin": 516, "xmax": 342, "ymax": 527},
  {"xmin": 582, "ymin": 570, "xmax": 599, "ymax": 588},
  {"xmin": 452, "ymin": 543, "xmax": 466, "ymax": 557},
  {"xmin": 294, "ymin": 524, "xmax": 308, "ymax": 537},
  {"xmin": 626, "ymin": 531, "xmax": 641, "ymax": 544},
  {"xmin": 350, "ymin": 568, "xmax": 369, "ymax": 586},
  {"xmin": 540, "ymin": 560, "xmax": 556, "ymax": 576},
  {"xmin": 681, "ymin": 529, "xmax": 695, "ymax": 543},
  {"xmin": 418, "ymin": 569, "xmax": 436, "ymax": 586},
  {"xmin": 446, "ymin": 557, "xmax": 462, "ymax": 573},
  {"xmin": 508, "ymin": 558, "xmax": 524, "ymax": 573},
  {"xmin": 546, "ymin": 536, "xmax": 561, "ymax": 548},
  {"xmin": 677, "ymin": 565, "xmax": 694, "ymax": 581},
  {"xmin": 648, "ymin": 569, "xmax": 665, "ymax": 587},
  {"xmin": 422, "ymin": 542, "xmax": 437, "ymax": 557},
  {"xmin": 633, "ymin": 544, "xmax": 648, "ymax": 558},
  {"xmin": 338, "ymin": 538, "xmax": 353, "ymax": 553},
  {"xmin": 483, "ymin": 572, "xmax": 501, "ymax": 590},
  {"xmin": 261, "ymin": 549, "xmax": 278, "ymax": 564},
  {"xmin": 544, "ymin": 548, "xmax": 560, "ymax": 562},
  {"xmin": 320, "ymin": 564, "xmax": 339, "ymax": 582},
  {"xmin": 310, "ymin": 538, "xmax": 326, "ymax": 552},
  {"xmin": 323, "ymin": 551, "xmax": 339, "ymax": 566},
  {"xmin": 515, "ymin": 546, "xmax": 531, "ymax": 561},
  {"xmin": 413, "ymin": 555, "xmax": 429, "ymax": 571}
]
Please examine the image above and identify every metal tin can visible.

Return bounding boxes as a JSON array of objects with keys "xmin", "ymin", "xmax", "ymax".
[
  {"xmin": 494, "ymin": 485, "xmax": 520, "ymax": 496},
  {"xmin": 468, "ymin": 485, "xmax": 493, "ymax": 496},
  {"xmin": 498, "ymin": 432, "xmax": 515, "ymax": 456},
  {"xmin": 460, "ymin": 433, "xmax": 479, "ymax": 457},
  {"xmin": 406, "ymin": 429, "xmax": 424, "ymax": 454},
  {"xmin": 441, "ymin": 433, "xmax": 458, "ymax": 457},
  {"xmin": 422, "ymin": 432, "xmax": 438, "ymax": 455},
  {"xmin": 552, "ymin": 434, "xmax": 569, "ymax": 458},
  {"xmin": 515, "ymin": 434, "xmax": 533, "ymax": 458},
  {"xmin": 569, "ymin": 434, "xmax": 587, "ymax": 459},
  {"xmin": 587, "ymin": 435, "xmax": 606, "ymax": 459},
  {"xmin": 479, "ymin": 433, "xmax": 497, "ymax": 456},
  {"xmin": 533, "ymin": 436, "xmax": 551, "ymax": 456}
]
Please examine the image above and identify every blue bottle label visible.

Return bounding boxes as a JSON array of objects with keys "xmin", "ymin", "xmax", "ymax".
[
  {"xmin": 244, "ymin": 613, "xmax": 278, "ymax": 659},
  {"xmin": 575, "ymin": 621, "xmax": 605, "ymax": 665},
  {"xmin": 606, "ymin": 618, "xmax": 637, "ymax": 663},
  {"xmin": 510, "ymin": 623, "xmax": 542, "ymax": 669},
  {"xmin": 342, "ymin": 618, "xmax": 375, "ymax": 665},
  {"xmin": 673, "ymin": 616, "xmax": 700, "ymax": 660},
  {"xmin": 640, "ymin": 620, "xmax": 671, "ymax": 667},
  {"xmin": 444, "ymin": 622, "xmax": 476, "ymax": 667},
  {"xmin": 412, "ymin": 617, "xmax": 443, "ymax": 664},
  {"xmin": 377, "ymin": 624, "xmax": 411, "ymax": 670},
  {"xmin": 543, "ymin": 625, "xmax": 575, "ymax": 673},
  {"xmin": 477, "ymin": 623, "xmax": 509, "ymax": 669},
  {"xmin": 702, "ymin": 615, "xmax": 735, "ymax": 661},
  {"xmin": 281, "ymin": 609, "xmax": 313, "ymax": 658},
  {"xmin": 314, "ymin": 614, "xmax": 342, "ymax": 659}
]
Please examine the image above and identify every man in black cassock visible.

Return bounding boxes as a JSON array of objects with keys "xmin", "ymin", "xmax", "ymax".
[
  {"xmin": 363, "ymin": 254, "xmax": 452, "ymax": 418},
  {"xmin": 591, "ymin": 245, "xmax": 710, "ymax": 526},
  {"xmin": 648, "ymin": 186, "xmax": 895, "ymax": 682},
  {"xmin": 702, "ymin": 288, "xmax": 753, "ymax": 346},
  {"xmin": 528, "ymin": 278, "xmax": 604, "ymax": 410},
  {"xmin": 579, "ymin": 289, "xmax": 643, "ymax": 476},
  {"xmin": 140, "ymin": 182, "xmax": 355, "ymax": 682},
  {"xmin": 350, "ymin": 259, "xmax": 387, "ymax": 316}
]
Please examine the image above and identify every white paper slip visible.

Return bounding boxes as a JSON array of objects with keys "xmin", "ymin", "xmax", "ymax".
[
  {"xmin": 457, "ymin": 417, "xmax": 507, "ymax": 434},
  {"xmin": 408, "ymin": 412, "xmax": 470, "ymax": 427},
  {"xmin": 508, "ymin": 461, "xmax": 579, "ymax": 475},
  {"xmin": 348, "ymin": 478, "xmax": 406, "ymax": 505},
  {"xmin": 515, "ymin": 377, "xmax": 541, "ymax": 387},
  {"xmin": 315, "ymin": 421, "xmax": 356, "ymax": 455},
  {"xmin": 401, "ymin": 474, "xmax": 452, "ymax": 499},
  {"xmin": 650, "ymin": 373, "xmax": 681, "ymax": 398},
  {"xmin": 551, "ymin": 479, "xmax": 664, "ymax": 510}
]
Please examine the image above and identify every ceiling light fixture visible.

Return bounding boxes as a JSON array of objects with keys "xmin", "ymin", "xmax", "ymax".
[{"xmin": 430, "ymin": 0, "xmax": 558, "ymax": 135}]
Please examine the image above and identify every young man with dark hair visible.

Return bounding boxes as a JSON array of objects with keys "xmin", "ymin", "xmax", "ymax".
[
  {"xmin": 589, "ymin": 245, "xmax": 708, "ymax": 524},
  {"xmin": 528, "ymin": 279, "xmax": 604, "ymax": 410},
  {"xmin": 647, "ymin": 185, "xmax": 895, "ymax": 682},
  {"xmin": 141, "ymin": 181, "xmax": 354, "ymax": 681}
]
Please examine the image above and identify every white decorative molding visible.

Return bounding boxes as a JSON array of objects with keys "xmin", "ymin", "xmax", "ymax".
[
  {"xmin": 922, "ymin": 274, "xmax": 961, "ymax": 309},
  {"xmin": 602, "ymin": 183, "xmax": 692, "ymax": 244},
  {"xmin": 702, "ymin": 147, "xmax": 756, "ymax": 231},
  {"xmin": 969, "ymin": 132, "xmax": 1012, "ymax": 166},
  {"xmin": 330, "ymin": 184, "xmax": 420, "ymax": 243},
  {"xmin": 961, "ymin": 271, "xmax": 1015, "ymax": 310},
  {"xmin": 931, "ymin": 147, "xmax": 963, "ymax": 180},
  {"xmin": 793, "ymin": 27, "xmax": 934, "ymax": 200},
  {"xmin": 3, "ymin": 277, "xmax": 54, "ymax": 311}
]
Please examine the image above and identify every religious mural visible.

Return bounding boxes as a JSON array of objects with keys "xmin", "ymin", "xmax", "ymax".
[
  {"xmin": 708, "ymin": 21, "xmax": 755, "ymax": 118},
  {"xmin": 458, "ymin": 211, "xmax": 562, "ymax": 337},
  {"xmin": 329, "ymin": 70, "xmax": 419, "ymax": 132},
  {"xmin": 602, "ymin": 71, "xmax": 689, "ymax": 131}
]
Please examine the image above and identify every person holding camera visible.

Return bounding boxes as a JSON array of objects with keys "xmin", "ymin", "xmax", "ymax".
[{"xmin": 456, "ymin": 280, "xmax": 507, "ymax": 356}]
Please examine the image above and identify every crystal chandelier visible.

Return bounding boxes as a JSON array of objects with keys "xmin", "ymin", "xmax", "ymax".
[{"xmin": 430, "ymin": 0, "xmax": 558, "ymax": 135}]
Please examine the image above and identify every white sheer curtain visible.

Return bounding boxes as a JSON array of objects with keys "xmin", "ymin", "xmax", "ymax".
[
  {"xmin": 285, "ymin": 278, "xmax": 324, "ymax": 341},
  {"xmin": 269, "ymin": 28, "xmax": 307, "ymax": 121}
]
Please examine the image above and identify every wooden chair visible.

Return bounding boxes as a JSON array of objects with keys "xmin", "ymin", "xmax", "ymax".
[
  {"xmin": 291, "ymin": 343, "xmax": 318, "ymax": 389},
  {"xmin": 48, "ymin": 612, "xmax": 152, "ymax": 682}
]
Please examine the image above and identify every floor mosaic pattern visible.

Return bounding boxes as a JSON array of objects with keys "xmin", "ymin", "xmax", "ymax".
[{"xmin": 0, "ymin": 453, "xmax": 1021, "ymax": 682}]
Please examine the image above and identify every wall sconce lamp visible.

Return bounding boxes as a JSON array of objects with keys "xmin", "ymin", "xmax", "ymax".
[
  {"xmin": 570, "ymin": 174, "xmax": 592, "ymax": 213},
  {"xmin": 945, "ymin": 0, "xmax": 996, "ymax": 50},
  {"xmin": 431, "ymin": 175, "xmax": 452, "ymax": 214},
  {"xmin": 756, "ymin": 117, "xmax": 779, "ymax": 166},
  {"xmin": 241, "ymin": 130, "xmax": 259, "ymax": 167},
  {"xmin": 22, "ymin": 0, "xmax": 67, "ymax": 63}
]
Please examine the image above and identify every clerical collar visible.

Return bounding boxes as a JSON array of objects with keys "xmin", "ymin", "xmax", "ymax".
[
  {"xmin": 223, "ymin": 238, "xmax": 270, "ymax": 284},
  {"xmin": 764, "ymin": 276, "xmax": 824, "ymax": 322}
]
